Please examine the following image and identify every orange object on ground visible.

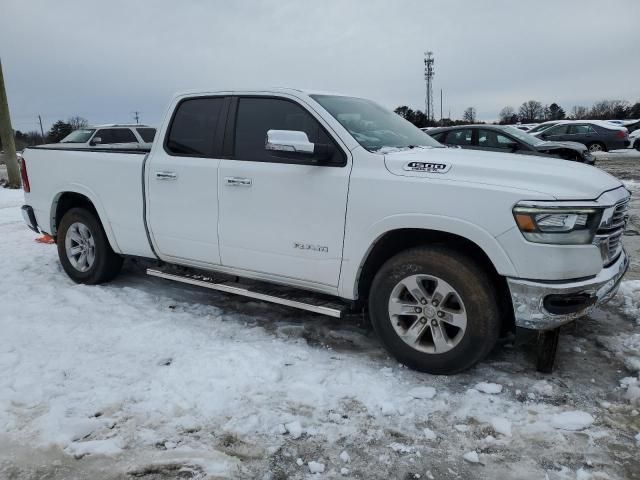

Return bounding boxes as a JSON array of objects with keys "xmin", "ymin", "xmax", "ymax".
[{"xmin": 35, "ymin": 234, "xmax": 55, "ymax": 244}]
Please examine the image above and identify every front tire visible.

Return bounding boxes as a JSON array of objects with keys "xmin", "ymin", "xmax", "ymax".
[
  {"xmin": 57, "ymin": 208, "xmax": 123, "ymax": 284},
  {"xmin": 368, "ymin": 247, "xmax": 501, "ymax": 374}
]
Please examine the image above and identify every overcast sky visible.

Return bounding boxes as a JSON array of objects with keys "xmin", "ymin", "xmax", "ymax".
[{"xmin": 2, "ymin": 0, "xmax": 639, "ymax": 131}]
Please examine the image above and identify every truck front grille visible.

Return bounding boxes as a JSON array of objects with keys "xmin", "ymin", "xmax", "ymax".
[{"xmin": 595, "ymin": 198, "xmax": 629, "ymax": 266}]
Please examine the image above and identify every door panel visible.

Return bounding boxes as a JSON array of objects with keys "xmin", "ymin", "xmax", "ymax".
[
  {"xmin": 146, "ymin": 96, "xmax": 227, "ymax": 265},
  {"xmin": 218, "ymin": 96, "xmax": 351, "ymax": 287}
]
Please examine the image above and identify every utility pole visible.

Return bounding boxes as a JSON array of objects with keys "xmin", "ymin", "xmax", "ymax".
[
  {"xmin": 440, "ymin": 89, "xmax": 443, "ymax": 125},
  {"xmin": 132, "ymin": 111, "xmax": 140, "ymax": 124},
  {"xmin": 38, "ymin": 115, "xmax": 45, "ymax": 142},
  {"xmin": 423, "ymin": 51, "xmax": 435, "ymax": 123},
  {"xmin": 0, "ymin": 59, "xmax": 21, "ymax": 188}
]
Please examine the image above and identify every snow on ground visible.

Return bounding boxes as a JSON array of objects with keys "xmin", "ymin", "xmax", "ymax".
[{"xmin": 1, "ymin": 179, "xmax": 640, "ymax": 479}]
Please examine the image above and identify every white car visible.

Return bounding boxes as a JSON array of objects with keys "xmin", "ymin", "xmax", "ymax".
[
  {"xmin": 628, "ymin": 128, "xmax": 640, "ymax": 150},
  {"xmin": 47, "ymin": 124, "xmax": 156, "ymax": 150},
  {"xmin": 20, "ymin": 88, "xmax": 630, "ymax": 374}
]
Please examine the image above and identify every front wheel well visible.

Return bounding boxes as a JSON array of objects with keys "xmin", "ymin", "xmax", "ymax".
[{"xmin": 356, "ymin": 229, "xmax": 514, "ymax": 333}]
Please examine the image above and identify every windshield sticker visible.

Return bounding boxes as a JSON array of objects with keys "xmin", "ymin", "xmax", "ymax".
[{"xmin": 403, "ymin": 161, "xmax": 451, "ymax": 173}]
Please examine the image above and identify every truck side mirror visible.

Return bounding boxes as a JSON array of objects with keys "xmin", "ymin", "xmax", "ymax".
[
  {"xmin": 266, "ymin": 130, "xmax": 314, "ymax": 154},
  {"xmin": 265, "ymin": 130, "xmax": 333, "ymax": 163},
  {"xmin": 90, "ymin": 137, "xmax": 102, "ymax": 146}
]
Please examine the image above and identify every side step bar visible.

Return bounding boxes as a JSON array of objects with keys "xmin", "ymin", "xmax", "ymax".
[{"xmin": 147, "ymin": 268, "xmax": 346, "ymax": 318}]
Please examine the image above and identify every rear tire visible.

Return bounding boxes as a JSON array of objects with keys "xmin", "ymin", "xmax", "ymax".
[
  {"xmin": 368, "ymin": 246, "xmax": 501, "ymax": 374},
  {"xmin": 57, "ymin": 208, "xmax": 123, "ymax": 284},
  {"xmin": 587, "ymin": 142, "xmax": 606, "ymax": 153}
]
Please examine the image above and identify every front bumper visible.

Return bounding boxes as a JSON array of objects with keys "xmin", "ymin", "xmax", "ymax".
[
  {"xmin": 507, "ymin": 249, "xmax": 629, "ymax": 330},
  {"xmin": 21, "ymin": 205, "xmax": 39, "ymax": 233}
]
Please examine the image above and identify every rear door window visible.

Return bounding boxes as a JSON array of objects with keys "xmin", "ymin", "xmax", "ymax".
[
  {"xmin": 166, "ymin": 97, "xmax": 226, "ymax": 156},
  {"xmin": 478, "ymin": 129, "xmax": 516, "ymax": 149},
  {"xmin": 445, "ymin": 129, "xmax": 473, "ymax": 146},
  {"xmin": 544, "ymin": 124, "xmax": 569, "ymax": 136},
  {"xmin": 568, "ymin": 124, "xmax": 596, "ymax": 135},
  {"xmin": 94, "ymin": 128, "xmax": 137, "ymax": 144}
]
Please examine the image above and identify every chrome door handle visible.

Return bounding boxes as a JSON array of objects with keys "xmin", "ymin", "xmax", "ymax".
[
  {"xmin": 225, "ymin": 177, "xmax": 252, "ymax": 187},
  {"xmin": 155, "ymin": 171, "xmax": 177, "ymax": 180}
]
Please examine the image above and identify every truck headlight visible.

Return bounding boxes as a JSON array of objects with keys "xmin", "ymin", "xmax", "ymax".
[{"xmin": 513, "ymin": 206, "xmax": 602, "ymax": 245}]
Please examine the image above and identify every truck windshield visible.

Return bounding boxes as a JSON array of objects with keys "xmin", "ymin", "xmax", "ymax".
[
  {"xmin": 311, "ymin": 95, "xmax": 442, "ymax": 152},
  {"xmin": 61, "ymin": 129, "xmax": 96, "ymax": 143}
]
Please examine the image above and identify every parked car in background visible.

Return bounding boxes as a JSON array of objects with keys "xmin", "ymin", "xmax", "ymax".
[
  {"xmin": 527, "ymin": 120, "xmax": 563, "ymax": 135},
  {"xmin": 628, "ymin": 128, "xmax": 640, "ymax": 150},
  {"xmin": 623, "ymin": 119, "xmax": 640, "ymax": 134},
  {"xmin": 427, "ymin": 125, "xmax": 594, "ymax": 164},
  {"xmin": 46, "ymin": 125, "xmax": 156, "ymax": 150},
  {"xmin": 531, "ymin": 120, "xmax": 629, "ymax": 152}
]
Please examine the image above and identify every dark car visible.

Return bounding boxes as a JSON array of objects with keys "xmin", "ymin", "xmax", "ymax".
[
  {"xmin": 427, "ymin": 125, "xmax": 594, "ymax": 164},
  {"xmin": 531, "ymin": 121, "xmax": 629, "ymax": 152}
]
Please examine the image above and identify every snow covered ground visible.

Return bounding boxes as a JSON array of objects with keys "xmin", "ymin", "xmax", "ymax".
[{"xmin": 1, "ymin": 159, "xmax": 639, "ymax": 479}]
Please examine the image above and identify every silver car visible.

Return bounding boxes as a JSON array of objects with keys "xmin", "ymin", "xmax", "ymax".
[{"xmin": 47, "ymin": 125, "xmax": 156, "ymax": 150}]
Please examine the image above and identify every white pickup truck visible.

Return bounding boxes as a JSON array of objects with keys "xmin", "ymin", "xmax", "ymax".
[{"xmin": 20, "ymin": 88, "xmax": 630, "ymax": 374}]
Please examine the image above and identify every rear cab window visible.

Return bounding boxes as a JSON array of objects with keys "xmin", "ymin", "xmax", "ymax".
[{"xmin": 95, "ymin": 128, "xmax": 138, "ymax": 144}]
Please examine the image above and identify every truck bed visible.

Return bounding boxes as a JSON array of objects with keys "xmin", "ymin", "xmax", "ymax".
[{"xmin": 23, "ymin": 147, "xmax": 155, "ymax": 258}]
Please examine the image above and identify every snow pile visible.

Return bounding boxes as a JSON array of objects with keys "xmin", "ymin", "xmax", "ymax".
[
  {"xmin": 614, "ymin": 280, "xmax": 640, "ymax": 323},
  {"xmin": 598, "ymin": 333, "xmax": 640, "ymax": 373},
  {"xmin": 550, "ymin": 411, "xmax": 594, "ymax": 431}
]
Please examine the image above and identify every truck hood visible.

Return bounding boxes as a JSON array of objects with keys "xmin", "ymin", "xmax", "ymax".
[{"xmin": 383, "ymin": 147, "xmax": 621, "ymax": 200}]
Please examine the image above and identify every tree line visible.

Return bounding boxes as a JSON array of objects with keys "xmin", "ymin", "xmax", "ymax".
[
  {"xmin": 395, "ymin": 98, "xmax": 640, "ymax": 128},
  {"xmin": 1, "ymin": 116, "xmax": 89, "ymax": 150}
]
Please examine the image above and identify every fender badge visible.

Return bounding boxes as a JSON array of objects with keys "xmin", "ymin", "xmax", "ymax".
[{"xmin": 403, "ymin": 161, "xmax": 451, "ymax": 173}]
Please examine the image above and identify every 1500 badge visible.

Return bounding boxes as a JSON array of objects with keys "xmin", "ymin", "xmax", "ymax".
[{"xmin": 403, "ymin": 161, "xmax": 451, "ymax": 173}]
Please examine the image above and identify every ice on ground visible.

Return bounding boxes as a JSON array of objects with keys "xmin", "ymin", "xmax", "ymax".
[
  {"xmin": 408, "ymin": 386, "xmax": 436, "ymax": 399},
  {"xmin": 463, "ymin": 451, "xmax": 480, "ymax": 463},
  {"xmin": 389, "ymin": 442, "xmax": 415, "ymax": 454},
  {"xmin": 65, "ymin": 439, "xmax": 123, "ymax": 457},
  {"xmin": 635, "ymin": 432, "xmax": 640, "ymax": 446},
  {"xmin": 296, "ymin": 458, "xmax": 303, "ymax": 466},
  {"xmin": 284, "ymin": 420, "xmax": 303, "ymax": 439},
  {"xmin": 475, "ymin": 382, "xmax": 503, "ymax": 394},
  {"xmin": 308, "ymin": 461, "xmax": 325, "ymax": 473},
  {"xmin": 491, "ymin": 417, "xmax": 512, "ymax": 437},
  {"xmin": 550, "ymin": 411, "xmax": 594, "ymax": 431},
  {"xmin": 423, "ymin": 428, "xmax": 437, "ymax": 440},
  {"xmin": 340, "ymin": 467, "xmax": 350, "ymax": 475},
  {"xmin": 339, "ymin": 450, "xmax": 350, "ymax": 463}
]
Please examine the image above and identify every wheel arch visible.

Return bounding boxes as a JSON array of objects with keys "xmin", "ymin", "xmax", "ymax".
[
  {"xmin": 349, "ymin": 226, "xmax": 516, "ymax": 333},
  {"xmin": 50, "ymin": 188, "xmax": 121, "ymax": 254}
]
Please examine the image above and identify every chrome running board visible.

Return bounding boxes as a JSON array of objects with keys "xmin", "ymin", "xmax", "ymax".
[{"xmin": 147, "ymin": 268, "xmax": 346, "ymax": 318}]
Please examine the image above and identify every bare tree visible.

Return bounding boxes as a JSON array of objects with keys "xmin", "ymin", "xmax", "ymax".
[
  {"xmin": 570, "ymin": 105, "xmax": 589, "ymax": 119},
  {"xmin": 518, "ymin": 100, "xmax": 544, "ymax": 123},
  {"xmin": 68, "ymin": 116, "xmax": 89, "ymax": 130},
  {"xmin": 499, "ymin": 106, "xmax": 517, "ymax": 124},
  {"xmin": 462, "ymin": 107, "xmax": 476, "ymax": 123}
]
